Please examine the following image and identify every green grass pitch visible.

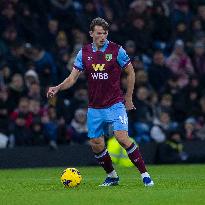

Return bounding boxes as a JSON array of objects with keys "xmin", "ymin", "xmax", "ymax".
[{"xmin": 0, "ymin": 165, "xmax": 205, "ymax": 205}]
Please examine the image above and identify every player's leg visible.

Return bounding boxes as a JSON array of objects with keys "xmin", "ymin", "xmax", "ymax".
[
  {"xmin": 90, "ymin": 136, "xmax": 114, "ymax": 175},
  {"xmin": 89, "ymin": 136, "xmax": 119, "ymax": 186},
  {"xmin": 108, "ymin": 102, "xmax": 154, "ymax": 186},
  {"xmin": 114, "ymin": 130, "xmax": 154, "ymax": 186},
  {"xmin": 87, "ymin": 108, "xmax": 119, "ymax": 186}
]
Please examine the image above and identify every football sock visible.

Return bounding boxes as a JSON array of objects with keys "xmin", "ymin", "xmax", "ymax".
[
  {"xmin": 141, "ymin": 172, "xmax": 150, "ymax": 178},
  {"xmin": 126, "ymin": 143, "xmax": 147, "ymax": 174},
  {"xmin": 94, "ymin": 149, "xmax": 114, "ymax": 174},
  {"xmin": 108, "ymin": 170, "xmax": 118, "ymax": 178}
]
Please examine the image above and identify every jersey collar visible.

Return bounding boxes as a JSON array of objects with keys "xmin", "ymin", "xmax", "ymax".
[{"xmin": 92, "ymin": 40, "xmax": 109, "ymax": 52}]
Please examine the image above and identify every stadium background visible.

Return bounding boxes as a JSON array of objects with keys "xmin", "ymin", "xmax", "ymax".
[{"xmin": 1, "ymin": 0, "xmax": 205, "ymax": 167}]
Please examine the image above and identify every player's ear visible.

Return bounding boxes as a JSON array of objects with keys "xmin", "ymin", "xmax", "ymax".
[{"xmin": 89, "ymin": 31, "xmax": 93, "ymax": 38}]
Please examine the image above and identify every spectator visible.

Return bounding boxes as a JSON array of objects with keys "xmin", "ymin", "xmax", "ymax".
[
  {"xmin": 0, "ymin": 87, "xmax": 11, "ymax": 136},
  {"xmin": 195, "ymin": 95, "xmax": 205, "ymax": 140},
  {"xmin": 180, "ymin": 75, "xmax": 201, "ymax": 118},
  {"xmin": 71, "ymin": 28, "xmax": 87, "ymax": 47},
  {"xmin": 1, "ymin": 26, "xmax": 18, "ymax": 48},
  {"xmin": 132, "ymin": 55, "xmax": 145, "ymax": 70},
  {"xmin": 150, "ymin": 111, "xmax": 178, "ymax": 143},
  {"xmin": 66, "ymin": 108, "xmax": 88, "ymax": 144},
  {"xmin": 6, "ymin": 42, "xmax": 26, "ymax": 74},
  {"xmin": 128, "ymin": 0, "xmax": 150, "ymax": 19},
  {"xmin": 157, "ymin": 94, "xmax": 174, "ymax": 118},
  {"xmin": 42, "ymin": 106, "xmax": 66, "ymax": 149},
  {"xmin": 79, "ymin": 1, "xmax": 98, "ymax": 31},
  {"xmin": 10, "ymin": 97, "xmax": 32, "ymax": 146},
  {"xmin": 29, "ymin": 99, "xmax": 45, "ymax": 145},
  {"xmin": 166, "ymin": 39, "xmax": 194, "ymax": 88},
  {"xmin": 27, "ymin": 82, "xmax": 41, "ymax": 101},
  {"xmin": 56, "ymin": 50, "xmax": 71, "ymax": 83},
  {"xmin": 171, "ymin": 21, "xmax": 193, "ymax": 46},
  {"xmin": 135, "ymin": 70, "xmax": 152, "ymax": 90},
  {"xmin": 43, "ymin": 18, "xmax": 59, "ymax": 51},
  {"xmin": 30, "ymin": 44, "xmax": 57, "ymax": 86},
  {"xmin": 129, "ymin": 86, "xmax": 153, "ymax": 143},
  {"xmin": 54, "ymin": 30, "xmax": 71, "ymax": 56},
  {"xmin": 24, "ymin": 69, "xmax": 39, "ymax": 89},
  {"xmin": 183, "ymin": 117, "xmax": 198, "ymax": 141},
  {"xmin": 8, "ymin": 73, "xmax": 26, "ymax": 111},
  {"xmin": 147, "ymin": 91, "xmax": 159, "ymax": 119},
  {"xmin": 0, "ymin": 63, "xmax": 11, "ymax": 86},
  {"xmin": 152, "ymin": 1, "xmax": 172, "ymax": 42},
  {"xmin": 157, "ymin": 130, "xmax": 189, "ymax": 163},
  {"xmin": 42, "ymin": 106, "xmax": 58, "ymax": 149},
  {"xmin": 30, "ymin": 116, "xmax": 44, "ymax": 145},
  {"xmin": 192, "ymin": 41, "xmax": 205, "ymax": 87},
  {"xmin": 198, "ymin": 95, "xmax": 205, "ymax": 126},
  {"xmin": 17, "ymin": 2, "xmax": 42, "ymax": 43},
  {"xmin": 197, "ymin": 4, "xmax": 205, "ymax": 31},
  {"xmin": 126, "ymin": 16, "xmax": 152, "ymax": 54},
  {"xmin": 148, "ymin": 50, "xmax": 172, "ymax": 93},
  {"xmin": 191, "ymin": 18, "xmax": 203, "ymax": 41},
  {"xmin": 50, "ymin": 0, "xmax": 77, "ymax": 30},
  {"xmin": 57, "ymin": 86, "xmax": 88, "ymax": 123},
  {"xmin": 171, "ymin": 0, "xmax": 193, "ymax": 28},
  {"xmin": 132, "ymin": 86, "xmax": 152, "ymax": 123},
  {"xmin": 162, "ymin": 75, "xmax": 181, "ymax": 99},
  {"xmin": 0, "ymin": 3, "xmax": 17, "ymax": 34},
  {"xmin": 124, "ymin": 40, "xmax": 137, "ymax": 60}
]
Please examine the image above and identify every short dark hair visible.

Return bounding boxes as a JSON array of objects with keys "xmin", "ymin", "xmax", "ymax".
[{"xmin": 90, "ymin": 17, "xmax": 109, "ymax": 31}]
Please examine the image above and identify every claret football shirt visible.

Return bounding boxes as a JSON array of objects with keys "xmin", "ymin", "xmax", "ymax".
[{"xmin": 73, "ymin": 40, "xmax": 131, "ymax": 108}]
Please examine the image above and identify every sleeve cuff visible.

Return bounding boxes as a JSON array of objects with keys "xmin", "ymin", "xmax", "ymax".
[
  {"xmin": 121, "ymin": 61, "xmax": 131, "ymax": 69},
  {"xmin": 73, "ymin": 65, "xmax": 83, "ymax": 72}
]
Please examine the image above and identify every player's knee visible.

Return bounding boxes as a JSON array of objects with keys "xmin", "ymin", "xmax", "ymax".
[
  {"xmin": 89, "ymin": 138, "xmax": 103, "ymax": 145},
  {"xmin": 89, "ymin": 137, "xmax": 105, "ymax": 152},
  {"xmin": 115, "ymin": 135, "xmax": 132, "ymax": 149}
]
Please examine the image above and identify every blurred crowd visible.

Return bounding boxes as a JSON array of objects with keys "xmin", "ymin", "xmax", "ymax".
[{"xmin": 1, "ymin": 0, "xmax": 205, "ymax": 150}]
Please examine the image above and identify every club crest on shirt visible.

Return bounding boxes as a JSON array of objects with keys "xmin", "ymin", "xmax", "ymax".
[{"xmin": 105, "ymin": 54, "xmax": 112, "ymax": 61}]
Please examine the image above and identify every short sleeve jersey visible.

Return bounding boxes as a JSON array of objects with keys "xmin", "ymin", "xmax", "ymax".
[{"xmin": 73, "ymin": 40, "xmax": 131, "ymax": 108}]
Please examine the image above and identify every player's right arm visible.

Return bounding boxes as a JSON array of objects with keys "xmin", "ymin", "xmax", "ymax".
[
  {"xmin": 47, "ymin": 49, "xmax": 84, "ymax": 98},
  {"xmin": 47, "ymin": 68, "xmax": 81, "ymax": 98}
]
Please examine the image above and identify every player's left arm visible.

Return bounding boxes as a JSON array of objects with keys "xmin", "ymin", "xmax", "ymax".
[
  {"xmin": 117, "ymin": 47, "xmax": 135, "ymax": 110},
  {"xmin": 124, "ymin": 63, "xmax": 135, "ymax": 110}
]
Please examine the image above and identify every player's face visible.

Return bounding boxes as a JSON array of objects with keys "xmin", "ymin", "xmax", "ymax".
[{"xmin": 90, "ymin": 26, "xmax": 108, "ymax": 49}]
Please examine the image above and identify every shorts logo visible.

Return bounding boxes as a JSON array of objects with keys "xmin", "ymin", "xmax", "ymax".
[
  {"xmin": 105, "ymin": 54, "xmax": 112, "ymax": 61},
  {"xmin": 92, "ymin": 64, "xmax": 105, "ymax": 71}
]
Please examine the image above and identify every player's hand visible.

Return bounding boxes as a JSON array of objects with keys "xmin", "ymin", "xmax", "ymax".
[
  {"xmin": 124, "ymin": 96, "xmax": 136, "ymax": 111},
  {"xmin": 47, "ymin": 86, "xmax": 60, "ymax": 98}
]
